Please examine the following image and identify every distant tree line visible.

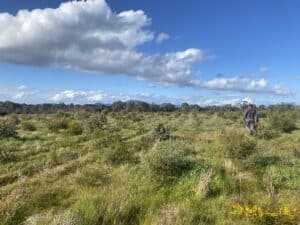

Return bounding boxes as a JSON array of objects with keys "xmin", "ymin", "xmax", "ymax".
[{"xmin": 0, "ymin": 100, "xmax": 298, "ymax": 115}]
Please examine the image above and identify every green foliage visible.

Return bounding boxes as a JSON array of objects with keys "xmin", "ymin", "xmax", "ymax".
[
  {"xmin": 0, "ymin": 145, "xmax": 18, "ymax": 163},
  {"xmin": 151, "ymin": 123, "xmax": 170, "ymax": 141},
  {"xmin": 6, "ymin": 113, "xmax": 20, "ymax": 126},
  {"xmin": 263, "ymin": 165, "xmax": 300, "ymax": 190},
  {"xmin": 75, "ymin": 166, "xmax": 110, "ymax": 186},
  {"xmin": 48, "ymin": 150, "xmax": 59, "ymax": 166},
  {"xmin": 72, "ymin": 195, "xmax": 105, "ymax": 225},
  {"xmin": 85, "ymin": 112, "xmax": 107, "ymax": 133},
  {"xmin": 21, "ymin": 121, "xmax": 36, "ymax": 131},
  {"xmin": 256, "ymin": 124, "xmax": 280, "ymax": 140},
  {"xmin": 143, "ymin": 140, "xmax": 194, "ymax": 180},
  {"xmin": 103, "ymin": 141, "xmax": 134, "ymax": 165},
  {"xmin": 268, "ymin": 111, "xmax": 297, "ymax": 133},
  {"xmin": 47, "ymin": 117, "xmax": 68, "ymax": 132},
  {"xmin": 2, "ymin": 186, "xmax": 72, "ymax": 225},
  {"xmin": 0, "ymin": 120, "xmax": 17, "ymax": 139},
  {"xmin": 207, "ymin": 168, "xmax": 235, "ymax": 197},
  {"xmin": 67, "ymin": 121, "xmax": 83, "ymax": 135},
  {"xmin": 72, "ymin": 190, "xmax": 145, "ymax": 225},
  {"xmin": 221, "ymin": 129, "xmax": 257, "ymax": 160},
  {"xmin": 0, "ymin": 110, "xmax": 299, "ymax": 225},
  {"xmin": 131, "ymin": 135, "xmax": 155, "ymax": 151},
  {"xmin": 92, "ymin": 130, "xmax": 123, "ymax": 148},
  {"xmin": 217, "ymin": 110, "xmax": 240, "ymax": 122}
]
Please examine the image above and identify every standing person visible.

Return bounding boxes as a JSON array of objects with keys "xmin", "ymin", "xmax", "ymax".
[{"xmin": 243, "ymin": 104, "xmax": 258, "ymax": 134}]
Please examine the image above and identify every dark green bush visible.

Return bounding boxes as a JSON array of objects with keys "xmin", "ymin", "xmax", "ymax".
[
  {"xmin": 143, "ymin": 140, "xmax": 194, "ymax": 180},
  {"xmin": 151, "ymin": 123, "xmax": 170, "ymax": 141},
  {"xmin": 21, "ymin": 121, "xmax": 36, "ymax": 131},
  {"xmin": 221, "ymin": 129, "xmax": 257, "ymax": 160},
  {"xmin": 0, "ymin": 120, "xmax": 17, "ymax": 139}
]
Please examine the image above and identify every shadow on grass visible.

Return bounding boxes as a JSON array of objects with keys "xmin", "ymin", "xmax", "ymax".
[
  {"xmin": 283, "ymin": 126, "xmax": 299, "ymax": 134},
  {"xmin": 17, "ymin": 135, "xmax": 43, "ymax": 141},
  {"xmin": 253, "ymin": 156, "xmax": 281, "ymax": 168}
]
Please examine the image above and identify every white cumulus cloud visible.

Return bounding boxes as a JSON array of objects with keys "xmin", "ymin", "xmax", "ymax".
[
  {"xmin": 0, "ymin": 0, "xmax": 293, "ymax": 96},
  {"xmin": 52, "ymin": 90, "xmax": 106, "ymax": 103},
  {"xmin": 156, "ymin": 32, "xmax": 170, "ymax": 43},
  {"xmin": 0, "ymin": 0, "xmax": 207, "ymax": 85}
]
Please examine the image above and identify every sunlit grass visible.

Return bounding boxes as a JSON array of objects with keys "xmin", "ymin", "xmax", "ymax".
[{"xmin": 0, "ymin": 110, "xmax": 299, "ymax": 225}]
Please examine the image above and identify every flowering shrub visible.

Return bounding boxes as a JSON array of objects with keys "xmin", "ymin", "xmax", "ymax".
[{"xmin": 231, "ymin": 203, "xmax": 298, "ymax": 225}]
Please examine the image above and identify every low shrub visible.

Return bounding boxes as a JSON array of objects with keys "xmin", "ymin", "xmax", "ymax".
[
  {"xmin": 85, "ymin": 113, "xmax": 107, "ymax": 133},
  {"xmin": 268, "ymin": 112, "xmax": 297, "ymax": 133},
  {"xmin": 221, "ymin": 129, "xmax": 257, "ymax": 160},
  {"xmin": 151, "ymin": 123, "xmax": 170, "ymax": 141},
  {"xmin": 256, "ymin": 124, "xmax": 280, "ymax": 140},
  {"xmin": 21, "ymin": 121, "xmax": 36, "ymax": 131},
  {"xmin": 47, "ymin": 118, "xmax": 68, "ymax": 132},
  {"xmin": 7, "ymin": 113, "xmax": 20, "ymax": 126},
  {"xmin": 67, "ymin": 121, "xmax": 83, "ymax": 135},
  {"xmin": 143, "ymin": 140, "xmax": 194, "ymax": 180},
  {"xmin": 0, "ymin": 120, "xmax": 17, "ymax": 139}
]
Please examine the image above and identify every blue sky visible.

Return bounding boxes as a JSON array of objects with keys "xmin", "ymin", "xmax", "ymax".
[{"xmin": 0, "ymin": 0, "xmax": 299, "ymax": 105}]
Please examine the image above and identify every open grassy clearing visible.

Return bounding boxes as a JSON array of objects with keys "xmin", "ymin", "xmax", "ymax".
[{"xmin": 0, "ymin": 109, "xmax": 299, "ymax": 225}]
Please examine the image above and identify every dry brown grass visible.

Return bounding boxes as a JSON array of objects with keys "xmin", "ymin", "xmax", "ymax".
[
  {"xmin": 195, "ymin": 169, "xmax": 213, "ymax": 198},
  {"xmin": 154, "ymin": 205, "xmax": 186, "ymax": 225}
]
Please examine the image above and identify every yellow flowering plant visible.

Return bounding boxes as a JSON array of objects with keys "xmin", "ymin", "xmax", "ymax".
[{"xmin": 231, "ymin": 203, "xmax": 298, "ymax": 225}]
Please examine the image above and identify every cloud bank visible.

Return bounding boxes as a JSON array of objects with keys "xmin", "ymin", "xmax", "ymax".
[
  {"xmin": 0, "ymin": 0, "xmax": 293, "ymax": 96},
  {"xmin": 0, "ymin": 85, "xmax": 295, "ymax": 106}
]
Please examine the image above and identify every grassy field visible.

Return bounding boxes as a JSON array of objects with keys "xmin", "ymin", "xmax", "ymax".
[{"xmin": 0, "ymin": 109, "xmax": 299, "ymax": 225}]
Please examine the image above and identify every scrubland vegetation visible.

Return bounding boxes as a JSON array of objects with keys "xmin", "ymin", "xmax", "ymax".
[{"xmin": 0, "ymin": 103, "xmax": 299, "ymax": 225}]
